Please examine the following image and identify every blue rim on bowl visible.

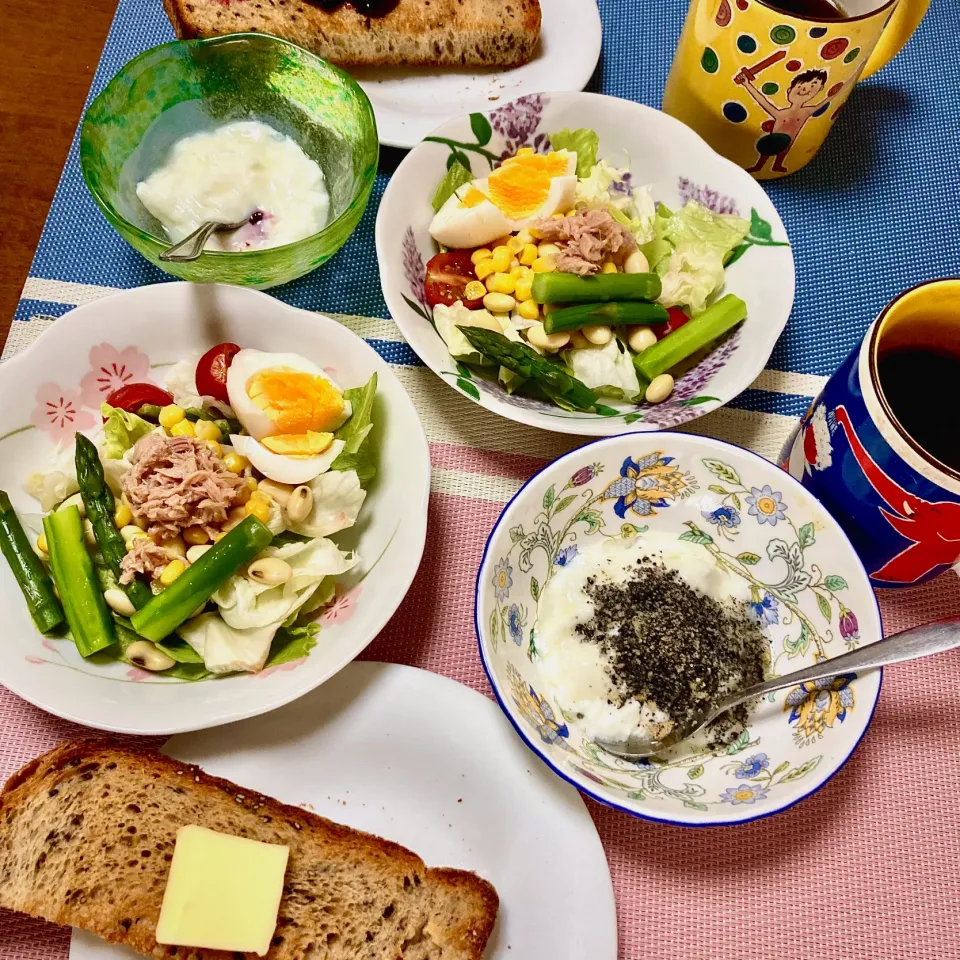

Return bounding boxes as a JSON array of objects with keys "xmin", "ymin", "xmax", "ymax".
[{"xmin": 474, "ymin": 431, "xmax": 883, "ymax": 826}]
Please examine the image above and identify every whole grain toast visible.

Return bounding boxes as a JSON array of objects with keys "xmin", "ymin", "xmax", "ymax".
[
  {"xmin": 162, "ymin": 0, "xmax": 542, "ymax": 69},
  {"xmin": 0, "ymin": 740, "xmax": 498, "ymax": 959}
]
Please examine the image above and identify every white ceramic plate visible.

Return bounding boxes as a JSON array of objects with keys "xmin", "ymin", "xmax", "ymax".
[
  {"xmin": 476, "ymin": 432, "xmax": 882, "ymax": 826},
  {"xmin": 0, "ymin": 284, "xmax": 430, "ymax": 734},
  {"xmin": 71, "ymin": 661, "xmax": 618, "ymax": 959},
  {"xmin": 352, "ymin": 0, "xmax": 602, "ymax": 147},
  {"xmin": 377, "ymin": 91, "xmax": 796, "ymax": 436}
]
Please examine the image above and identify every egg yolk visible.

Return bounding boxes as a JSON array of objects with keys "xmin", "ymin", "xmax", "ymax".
[
  {"xmin": 486, "ymin": 152, "xmax": 572, "ymax": 220},
  {"xmin": 247, "ymin": 367, "xmax": 345, "ymax": 434},
  {"xmin": 459, "ymin": 187, "xmax": 488, "ymax": 208},
  {"xmin": 261, "ymin": 431, "xmax": 334, "ymax": 458}
]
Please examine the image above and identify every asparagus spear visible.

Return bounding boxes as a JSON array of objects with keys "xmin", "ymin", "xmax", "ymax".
[
  {"xmin": 543, "ymin": 301, "xmax": 669, "ymax": 334},
  {"xmin": 131, "ymin": 516, "xmax": 273, "ymax": 642},
  {"xmin": 634, "ymin": 294, "xmax": 748, "ymax": 381},
  {"xmin": 457, "ymin": 326, "xmax": 599, "ymax": 412},
  {"xmin": 0, "ymin": 490, "xmax": 64, "ymax": 633},
  {"xmin": 532, "ymin": 272, "xmax": 661, "ymax": 305},
  {"xmin": 74, "ymin": 434, "xmax": 153, "ymax": 610},
  {"xmin": 43, "ymin": 506, "xmax": 114, "ymax": 657}
]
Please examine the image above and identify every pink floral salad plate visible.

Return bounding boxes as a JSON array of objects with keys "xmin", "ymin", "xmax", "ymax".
[
  {"xmin": 476, "ymin": 432, "xmax": 882, "ymax": 826},
  {"xmin": 0, "ymin": 283, "xmax": 429, "ymax": 735},
  {"xmin": 376, "ymin": 91, "xmax": 795, "ymax": 436}
]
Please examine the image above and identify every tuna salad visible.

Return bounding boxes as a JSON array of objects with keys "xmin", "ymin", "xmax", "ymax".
[{"xmin": 2, "ymin": 342, "xmax": 378, "ymax": 680}]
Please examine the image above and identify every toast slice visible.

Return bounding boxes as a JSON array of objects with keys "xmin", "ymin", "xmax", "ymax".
[
  {"xmin": 0, "ymin": 740, "xmax": 498, "ymax": 959},
  {"xmin": 162, "ymin": 0, "xmax": 541, "ymax": 69}
]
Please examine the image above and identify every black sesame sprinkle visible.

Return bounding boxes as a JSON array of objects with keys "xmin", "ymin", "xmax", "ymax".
[{"xmin": 574, "ymin": 554, "xmax": 768, "ymax": 747}]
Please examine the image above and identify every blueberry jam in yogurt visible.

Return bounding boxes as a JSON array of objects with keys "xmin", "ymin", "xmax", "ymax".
[{"xmin": 136, "ymin": 120, "xmax": 330, "ymax": 253}]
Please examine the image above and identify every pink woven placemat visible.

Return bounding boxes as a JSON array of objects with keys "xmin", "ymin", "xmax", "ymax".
[{"xmin": 2, "ymin": 313, "xmax": 960, "ymax": 959}]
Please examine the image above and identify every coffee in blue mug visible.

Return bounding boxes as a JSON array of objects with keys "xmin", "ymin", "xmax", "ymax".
[{"xmin": 780, "ymin": 278, "xmax": 960, "ymax": 588}]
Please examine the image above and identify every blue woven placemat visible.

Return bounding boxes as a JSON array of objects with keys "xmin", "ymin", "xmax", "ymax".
[{"xmin": 12, "ymin": 0, "xmax": 960, "ymax": 411}]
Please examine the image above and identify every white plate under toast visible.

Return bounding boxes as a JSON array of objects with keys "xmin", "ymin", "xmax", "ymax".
[
  {"xmin": 71, "ymin": 661, "xmax": 618, "ymax": 959},
  {"xmin": 350, "ymin": 0, "xmax": 603, "ymax": 147}
]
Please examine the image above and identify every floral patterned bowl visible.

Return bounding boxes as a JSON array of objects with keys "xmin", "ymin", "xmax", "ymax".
[
  {"xmin": 376, "ymin": 92, "xmax": 795, "ymax": 436},
  {"xmin": 0, "ymin": 283, "xmax": 429, "ymax": 735},
  {"xmin": 476, "ymin": 432, "xmax": 882, "ymax": 826}
]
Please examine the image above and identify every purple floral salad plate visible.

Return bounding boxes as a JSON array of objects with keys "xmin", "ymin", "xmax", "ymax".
[
  {"xmin": 0, "ymin": 283, "xmax": 429, "ymax": 735},
  {"xmin": 376, "ymin": 92, "xmax": 795, "ymax": 436},
  {"xmin": 475, "ymin": 432, "xmax": 881, "ymax": 825}
]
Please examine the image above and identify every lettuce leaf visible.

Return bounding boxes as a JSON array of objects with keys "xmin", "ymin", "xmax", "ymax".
[
  {"xmin": 431, "ymin": 161, "xmax": 474, "ymax": 212},
  {"xmin": 656, "ymin": 243, "xmax": 727, "ymax": 316},
  {"xmin": 24, "ymin": 445, "xmax": 80, "ymax": 511},
  {"xmin": 100, "ymin": 404, "xmax": 154, "ymax": 459},
  {"xmin": 660, "ymin": 201, "xmax": 750, "ymax": 262},
  {"xmin": 576, "ymin": 160, "xmax": 657, "ymax": 244},
  {"xmin": 265, "ymin": 621, "xmax": 320, "ymax": 668},
  {"xmin": 563, "ymin": 336, "xmax": 643, "ymax": 401},
  {"xmin": 212, "ymin": 536, "xmax": 358, "ymax": 631},
  {"xmin": 331, "ymin": 373, "xmax": 377, "ymax": 487},
  {"xmin": 176, "ymin": 614, "xmax": 277, "ymax": 675},
  {"xmin": 286, "ymin": 470, "xmax": 366, "ymax": 539},
  {"xmin": 433, "ymin": 302, "xmax": 495, "ymax": 366},
  {"xmin": 547, "ymin": 128, "xmax": 599, "ymax": 177}
]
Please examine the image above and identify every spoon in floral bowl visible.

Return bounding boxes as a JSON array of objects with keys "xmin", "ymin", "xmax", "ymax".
[{"xmin": 596, "ymin": 617, "xmax": 960, "ymax": 761}]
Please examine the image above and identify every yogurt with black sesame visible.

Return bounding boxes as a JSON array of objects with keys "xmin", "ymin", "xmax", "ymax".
[
  {"xmin": 534, "ymin": 533, "xmax": 764, "ymax": 746},
  {"xmin": 136, "ymin": 120, "xmax": 329, "ymax": 252}
]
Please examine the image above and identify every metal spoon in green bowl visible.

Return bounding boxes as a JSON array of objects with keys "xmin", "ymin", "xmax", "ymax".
[
  {"xmin": 597, "ymin": 616, "xmax": 960, "ymax": 761},
  {"xmin": 158, "ymin": 212, "xmax": 260, "ymax": 263}
]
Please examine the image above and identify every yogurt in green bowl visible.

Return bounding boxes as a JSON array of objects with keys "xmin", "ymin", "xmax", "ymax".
[{"xmin": 80, "ymin": 34, "xmax": 378, "ymax": 289}]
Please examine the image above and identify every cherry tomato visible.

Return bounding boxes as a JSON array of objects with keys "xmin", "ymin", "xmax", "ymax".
[
  {"xmin": 104, "ymin": 382, "xmax": 174, "ymax": 416},
  {"xmin": 424, "ymin": 252, "xmax": 483, "ymax": 309},
  {"xmin": 656, "ymin": 307, "xmax": 690, "ymax": 340},
  {"xmin": 195, "ymin": 342, "xmax": 242, "ymax": 405}
]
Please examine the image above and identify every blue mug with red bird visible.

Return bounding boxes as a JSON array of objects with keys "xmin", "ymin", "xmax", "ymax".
[{"xmin": 780, "ymin": 278, "xmax": 960, "ymax": 588}]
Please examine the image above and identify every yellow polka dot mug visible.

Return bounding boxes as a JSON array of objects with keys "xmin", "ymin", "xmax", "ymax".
[{"xmin": 663, "ymin": 0, "xmax": 930, "ymax": 178}]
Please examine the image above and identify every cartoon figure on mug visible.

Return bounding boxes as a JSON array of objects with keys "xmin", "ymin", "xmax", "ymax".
[{"xmin": 735, "ymin": 66, "xmax": 839, "ymax": 174}]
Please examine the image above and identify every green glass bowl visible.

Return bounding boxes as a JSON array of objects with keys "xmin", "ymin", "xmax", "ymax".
[{"xmin": 80, "ymin": 34, "xmax": 378, "ymax": 289}]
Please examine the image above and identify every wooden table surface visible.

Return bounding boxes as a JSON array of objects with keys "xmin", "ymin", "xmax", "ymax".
[{"xmin": 0, "ymin": 0, "xmax": 118, "ymax": 345}]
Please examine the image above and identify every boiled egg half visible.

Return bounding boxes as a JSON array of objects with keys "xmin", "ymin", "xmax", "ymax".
[
  {"xmin": 226, "ymin": 349, "xmax": 351, "ymax": 485},
  {"xmin": 429, "ymin": 149, "xmax": 578, "ymax": 249}
]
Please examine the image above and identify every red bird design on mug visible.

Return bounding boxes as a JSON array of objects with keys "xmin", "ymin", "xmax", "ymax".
[{"xmin": 834, "ymin": 405, "xmax": 960, "ymax": 584}]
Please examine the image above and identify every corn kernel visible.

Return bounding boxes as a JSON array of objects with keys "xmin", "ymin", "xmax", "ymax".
[
  {"xmin": 474, "ymin": 259, "xmax": 496, "ymax": 281},
  {"xmin": 519, "ymin": 243, "xmax": 538, "ymax": 266},
  {"xmin": 234, "ymin": 484, "xmax": 252, "ymax": 505},
  {"xmin": 121, "ymin": 525, "xmax": 148, "ymax": 547},
  {"xmin": 114, "ymin": 503, "xmax": 132, "ymax": 528},
  {"xmin": 515, "ymin": 279, "xmax": 533, "ymax": 302},
  {"xmin": 464, "ymin": 281, "xmax": 487, "ymax": 301},
  {"xmin": 532, "ymin": 255, "xmax": 557, "ymax": 273},
  {"xmin": 601, "ymin": 261, "xmax": 618, "ymax": 274},
  {"xmin": 564, "ymin": 208, "xmax": 578, "ymax": 217},
  {"xmin": 169, "ymin": 419, "xmax": 195, "ymax": 438},
  {"xmin": 183, "ymin": 526, "xmax": 209, "ymax": 546},
  {"xmin": 36, "ymin": 534, "xmax": 47, "ymax": 554},
  {"xmin": 246, "ymin": 477, "xmax": 258, "ymax": 492},
  {"xmin": 205, "ymin": 440, "xmax": 223, "ymax": 458},
  {"xmin": 244, "ymin": 498, "xmax": 272, "ymax": 523},
  {"xmin": 518, "ymin": 299, "xmax": 540, "ymax": 321},
  {"xmin": 222, "ymin": 452, "xmax": 249, "ymax": 474},
  {"xmin": 509, "ymin": 266, "xmax": 526, "ymax": 282},
  {"xmin": 133, "ymin": 513, "xmax": 148, "ymax": 530},
  {"xmin": 516, "ymin": 146, "xmax": 534, "ymax": 156},
  {"xmin": 516, "ymin": 228, "xmax": 534, "ymax": 244},
  {"xmin": 509, "ymin": 257, "xmax": 520, "ymax": 269},
  {"xmin": 486, "ymin": 272, "xmax": 517, "ymax": 295},
  {"xmin": 158, "ymin": 404, "xmax": 185, "ymax": 429},
  {"xmin": 506, "ymin": 236, "xmax": 525, "ymax": 254},
  {"xmin": 470, "ymin": 248, "xmax": 492, "ymax": 264},
  {"xmin": 551, "ymin": 212, "xmax": 565, "ymax": 220},
  {"xmin": 490, "ymin": 246, "xmax": 511, "ymax": 273},
  {"xmin": 529, "ymin": 226, "xmax": 545, "ymax": 240},
  {"xmin": 159, "ymin": 559, "xmax": 187, "ymax": 587},
  {"xmin": 194, "ymin": 419, "xmax": 221, "ymax": 442}
]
